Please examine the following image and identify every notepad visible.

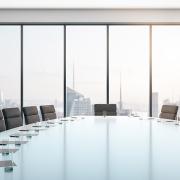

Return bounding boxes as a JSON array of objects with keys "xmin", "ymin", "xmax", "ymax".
[
  {"xmin": 0, "ymin": 148, "xmax": 18, "ymax": 154},
  {"xmin": 47, "ymin": 122, "xmax": 55, "ymax": 124},
  {"xmin": 32, "ymin": 125, "xmax": 42, "ymax": 128},
  {"xmin": 19, "ymin": 129, "xmax": 30, "ymax": 132},
  {"xmin": 0, "ymin": 160, "xmax": 16, "ymax": 168},
  {"xmin": 10, "ymin": 132, "xmax": 38, "ymax": 137},
  {"xmin": 44, "ymin": 124, "xmax": 56, "ymax": 127},
  {"xmin": 32, "ymin": 128, "xmax": 47, "ymax": 131},
  {"xmin": 0, "ymin": 140, "xmax": 28, "ymax": 145},
  {"xmin": 61, "ymin": 119, "xmax": 68, "ymax": 121}
]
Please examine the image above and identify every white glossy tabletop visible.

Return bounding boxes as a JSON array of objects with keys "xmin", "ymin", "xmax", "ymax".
[{"xmin": 0, "ymin": 116, "xmax": 180, "ymax": 180}]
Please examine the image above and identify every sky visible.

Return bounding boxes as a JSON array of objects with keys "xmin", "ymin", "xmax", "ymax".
[
  {"xmin": 66, "ymin": 26, "xmax": 107, "ymax": 104},
  {"xmin": 109, "ymin": 26, "xmax": 149, "ymax": 111},
  {"xmin": 23, "ymin": 26, "xmax": 64, "ymax": 105}
]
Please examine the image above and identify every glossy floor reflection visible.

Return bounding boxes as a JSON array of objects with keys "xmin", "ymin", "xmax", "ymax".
[{"xmin": 0, "ymin": 116, "xmax": 180, "ymax": 180}]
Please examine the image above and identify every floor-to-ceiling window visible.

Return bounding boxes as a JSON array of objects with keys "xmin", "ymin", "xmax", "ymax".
[
  {"xmin": 152, "ymin": 26, "xmax": 180, "ymax": 117},
  {"xmin": 23, "ymin": 26, "xmax": 64, "ymax": 117},
  {"xmin": 109, "ymin": 26, "xmax": 149, "ymax": 116},
  {"xmin": 0, "ymin": 26, "xmax": 21, "ymax": 108},
  {"xmin": 1, "ymin": 24, "xmax": 180, "ymax": 118},
  {"xmin": 66, "ymin": 26, "xmax": 107, "ymax": 116}
]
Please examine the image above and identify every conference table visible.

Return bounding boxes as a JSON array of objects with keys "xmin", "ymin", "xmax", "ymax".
[{"xmin": 0, "ymin": 116, "xmax": 180, "ymax": 180}]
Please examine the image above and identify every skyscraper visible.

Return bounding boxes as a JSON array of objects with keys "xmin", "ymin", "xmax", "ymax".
[
  {"xmin": 152, "ymin": 92, "xmax": 159, "ymax": 117},
  {"xmin": 66, "ymin": 87, "xmax": 92, "ymax": 116},
  {"xmin": 66, "ymin": 62, "xmax": 92, "ymax": 116},
  {"xmin": 118, "ymin": 73, "xmax": 131, "ymax": 116},
  {"xmin": 119, "ymin": 73, "xmax": 123, "ymax": 112}
]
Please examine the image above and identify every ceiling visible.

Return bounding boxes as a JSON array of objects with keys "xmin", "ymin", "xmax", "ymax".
[{"xmin": 1, "ymin": 0, "xmax": 180, "ymax": 9}]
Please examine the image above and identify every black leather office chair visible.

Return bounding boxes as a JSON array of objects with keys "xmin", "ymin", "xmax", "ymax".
[
  {"xmin": 23, "ymin": 106, "xmax": 40, "ymax": 125},
  {"xmin": 2, "ymin": 108, "xmax": 23, "ymax": 130},
  {"xmin": 94, "ymin": 104, "xmax": 117, "ymax": 116},
  {"xmin": 40, "ymin": 105, "xmax": 57, "ymax": 121},
  {"xmin": 0, "ymin": 110, "xmax": 6, "ymax": 132},
  {"xmin": 159, "ymin": 105, "xmax": 178, "ymax": 120}
]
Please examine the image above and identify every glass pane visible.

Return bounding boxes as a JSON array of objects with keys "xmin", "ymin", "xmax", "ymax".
[
  {"xmin": 152, "ymin": 26, "xmax": 180, "ymax": 117},
  {"xmin": 109, "ymin": 26, "xmax": 149, "ymax": 117},
  {"xmin": 0, "ymin": 26, "xmax": 21, "ymax": 108},
  {"xmin": 66, "ymin": 26, "xmax": 107, "ymax": 116},
  {"xmin": 24, "ymin": 26, "xmax": 64, "ymax": 117}
]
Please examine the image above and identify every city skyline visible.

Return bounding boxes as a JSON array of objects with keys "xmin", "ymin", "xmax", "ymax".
[{"xmin": 0, "ymin": 26, "xmax": 180, "ymax": 117}]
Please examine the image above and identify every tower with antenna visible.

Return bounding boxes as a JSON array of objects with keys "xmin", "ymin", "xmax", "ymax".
[
  {"xmin": 73, "ymin": 62, "xmax": 75, "ymax": 90},
  {"xmin": 119, "ymin": 72, "xmax": 123, "ymax": 113}
]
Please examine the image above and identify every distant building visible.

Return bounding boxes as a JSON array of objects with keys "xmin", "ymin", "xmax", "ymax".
[
  {"xmin": 70, "ymin": 97, "xmax": 91, "ymax": 116},
  {"xmin": 152, "ymin": 92, "xmax": 159, "ymax": 117},
  {"xmin": 0, "ymin": 90, "xmax": 4, "ymax": 109},
  {"xmin": 118, "ymin": 74, "xmax": 132, "ymax": 116},
  {"xmin": 119, "ymin": 106, "xmax": 132, "ymax": 116},
  {"xmin": 66, "ymin": 87, "xmax": 92, "ymax": 116},
  {"xmin": 163, "ymin": 98, "xmax": 171, "ymax": 105}
]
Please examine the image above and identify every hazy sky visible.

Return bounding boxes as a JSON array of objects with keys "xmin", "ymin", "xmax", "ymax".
[
  {"xmin": 23, "ymin": 26, "xmax": 64, "ymax": 105},
  {"xmin": 152, "ymin": 26, "xmax": 180, "ymax": 106},
  {"xmin": 0, "ymin": 26, "xmax": 20, "ymax": 101},
  {"xmin": 109, "ymin": 26, "xmax": 149, "ymax": 110},
  {"xmin": 66, "ymin": 26, "xmax": 107, "ymax": 104}
]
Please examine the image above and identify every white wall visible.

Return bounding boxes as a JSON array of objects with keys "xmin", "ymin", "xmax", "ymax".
[{"xmin": 0, "ymin": 9, "xmax": 180, "ymax": 23}]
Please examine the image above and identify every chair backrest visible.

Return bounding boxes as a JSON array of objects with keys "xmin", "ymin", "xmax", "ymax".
[
  {"xmin": 2, "ymin": 108, "xmax": 23, "ymax": 130},
  {"xmin": 94, "ymin": 104, "xmax": 117, "ymax": 116},
  {"xmin": 23, "ymin": 106, "xmax": 40, "ymax": 125},
  {"xmin": 40, "ymin": 105, "xmax": 57, "ymax": 121},
  {"xmin": 0, "ymin": 110, "xmax": 6, "ymax": 132},
  {"xmin": 159, "ymin": 105, "xmax": 178, "ymax": 120}
]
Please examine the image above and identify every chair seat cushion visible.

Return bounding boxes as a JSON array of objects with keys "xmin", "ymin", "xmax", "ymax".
[
  {"xmin": 0, "ymin": 120, "xmax": 6, "ymax": 132},
  {"xmin": 159, "ymin": 112, "xmax": 176, "ymax": 120},
  {"xmin": 40, "ymin": 105, "xmax": 56, "ymax": 114},
  {"xmin": 3, "ymin": 108, "xmax": 21, "ymax": 118},
  {"xmin": 40, "ymin": 105, "xmax": 57, "ymax": 121},
  {"xmin": 6, "ymin": 117, "xmax": 23, "ymax": 129},
  {"xmin": 23, "ymin": 106, "xmax": 38, "ymax": 116},
  {"xmin": 25, "ymin": 115, "xmax": 40, "ymax": 124},
  {"xmin": 2, "ymin": 108, "xmax": 23, "ymax": 130},
  {"xmin": 161, "ymin": 105, "xmax": 178, "ymax": 114},
  {"xmin": 44, "ymin": 113, "xmax": 57, "ymax": 120},
  {"xmin": 94, "ymin": 104, "xmax": 117, "ymax": 116},
  {"xmin": 0, "ymin": 111, "xmax": 3, "ymax": 121}
]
